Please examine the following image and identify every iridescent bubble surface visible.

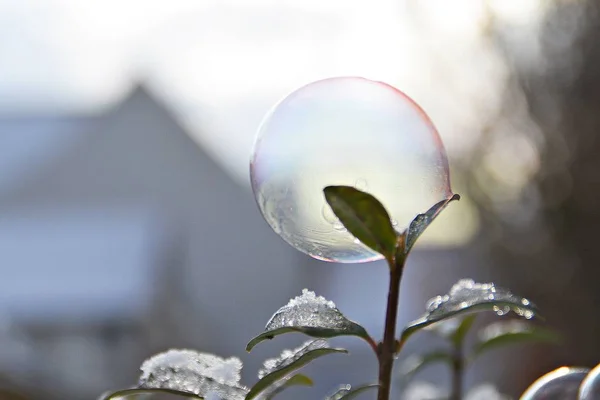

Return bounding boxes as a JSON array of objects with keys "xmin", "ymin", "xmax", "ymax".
[
  {"xmin": 520, "ymin": 367, "xmax": 590, "ymax": 400},
  {"xmin": 250, "ymin": 77, "xmax": 452, "ymax": 263},
  {"xmin": 580, "ymin": 363, "xmax": 600, "ymax": 400}
]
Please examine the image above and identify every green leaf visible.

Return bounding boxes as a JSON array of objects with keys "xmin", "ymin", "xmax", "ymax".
[
  {"xmin": 421, "ymin": 314, "xmax": 476, "ymax": 343},
  {"xmin": 247, "ymin": 340, "xmax": 347, "ymax": 400},
  {"xmin": 246, "ymin": 289, "xmax": 372, "ymax": 352},
  {"xmin": 397, "ymin": 351, "xmax": 454, "ymax": 382},
  {"xmin": 324, "ymin": 384, "xmax": 379, "ymax": 400},
  {"xmin": 262, "ymin": 374, "xmax": 313, "ymax": 400},
  {"xmin": 245, "ymin": 348, "xmax": 348, "ymax": 400},
  {"xmin": 471, "ymin": 320, "xmax": 560, "ymax": 359},
  {"xmin": 403, "ymin": 194, "xmax": 460, "ymax": 255},
  {"xmin": 399, "ymin": 279, "xmax": 538, "ymax": 344},
  {"xmin": 450, "ymin": 314, "xmax": 477, "ymax": 346},
  {"xmin": 99, "ymin": 388, "xmax": 204, "ymax": 399},
  {"xmin": 323, "ymin": 186, "xmax": 397, "ymax": 259}
]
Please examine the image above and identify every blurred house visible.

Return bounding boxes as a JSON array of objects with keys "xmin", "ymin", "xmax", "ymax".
[
  {"xmin": 0, "ymin": 84, "xmax": 571, "ymax": 400},
  {"xmin": 0, "ymin": 85, "xmax": 317, "ymax": 399}
]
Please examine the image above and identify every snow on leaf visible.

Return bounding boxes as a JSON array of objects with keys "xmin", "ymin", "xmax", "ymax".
[
  {"xmin": 140, "ymin": 349, "xmax": 243, "ymax": 385},
  {"xmin": 246, "ymin": 340, "xmax": 347, "ymax": 400},
  {"xmin": 324, "ymin": 384, "xmax": 379, "ymax": 400},
  {"xmin": 258, "ymin": 340, "xmax": 331, "ymax": 378},
  {"xmin": 400, "ymin": 279, "xmax": 538, "ymax": 344},
  {"xmin": 137, "ymin": 349, "xmax": 248, "ymax": 400},
  {"xmin": 246, "ymin": 289, "xmax": 371, "ymax": 352}
]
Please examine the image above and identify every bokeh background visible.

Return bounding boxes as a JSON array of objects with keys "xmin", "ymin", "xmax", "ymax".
[{"xmin": 0, "ymin": 0, "xmax": 599, "ymax": 399}]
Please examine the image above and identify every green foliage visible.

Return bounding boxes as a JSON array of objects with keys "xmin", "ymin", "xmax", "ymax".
[
  {"xmin": 261, "ymin": 374, "xmax": 313, "ymax": 400},
  {"xmin": 246, "ymin": 325, "xmax": 370, "ymax": 352},
  {"xmin": 100, "ymin": 388, "xmax": 205, "ymax": 399},
  {"xmin": 323, "ymin": 186, "xmax": 397, "ymax": 260},
  {"xmin": 97, "ymin": 189, "xmax": 559, "ymax": 400},
  {"xmin": 403, "ymin": 194, "xmax": 460, "ymax": 256},
  {"xmin": 399, "ymin": 283, "xmax": 538, "ymax": 344},
  {"xmin": 398, "ymin": 313, "xmax": 559, "ymax": 398},
  {"xmin": 323, "ymin": 186, "xmax": 460, "ymax": 262},
  {"xmin": 245, "ymin": 347, "xmax": 348, "ymax": 400},
  {"xmin": 472, "ymin": 320, "xmax": 560, "ymax": 359},
  {"xmin": 451, "ymin": 314, "xmax": 477, "ymax": 347},
  {"xmin": 246, "ymin": 294, "xmax": 371, "ymax": 352},
  {"xmin": 398, "ymin": 351, "xmax": 454, "ymax": 382}
]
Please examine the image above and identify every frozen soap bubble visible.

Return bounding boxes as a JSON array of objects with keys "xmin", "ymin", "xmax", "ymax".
[
  {"xmin": 521, "ymin": 367, "xmax": 590, "ymax": 400},
  {"xmin": 250, "ymin": 77, "xmax": 452, "ymax": 263},
  {"xmin": 579, "ymin": 363, "xmax": 600, "ymax": 400}
]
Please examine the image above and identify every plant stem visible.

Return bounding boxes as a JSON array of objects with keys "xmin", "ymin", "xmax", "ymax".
[
  {"xmin": 377, "ymin": 255, "xmax": 404, "ymax": 400},
  {"xmin": 450, "ymin": 341, "xmax": 464, "ymax": 400}
]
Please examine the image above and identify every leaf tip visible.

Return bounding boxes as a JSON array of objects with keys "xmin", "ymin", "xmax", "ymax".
[{"xmin": 246, "ymin": 335, "xmax": 271, "ymax": 352}]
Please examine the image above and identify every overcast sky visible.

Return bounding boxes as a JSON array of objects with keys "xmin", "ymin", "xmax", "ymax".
[{"xmin": 0, "ymin": 0, "xmax": 545, "ymax": 187}]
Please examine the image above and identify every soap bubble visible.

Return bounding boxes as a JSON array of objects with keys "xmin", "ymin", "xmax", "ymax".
[
  {"xmin": 250, "ymin": 77, "xmax": 452, "ymax": 263},
  {"xmin": 579, "ymin": 363, "xmax": 600, "ymax": 400},
  {"xmin": 521, "ymin": 367, "xmax": 590, "ymax": 400}
]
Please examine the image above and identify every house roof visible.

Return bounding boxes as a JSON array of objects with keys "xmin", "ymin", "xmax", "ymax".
[
  {"xmin": 0, "ymin": 84, "xmax": 240, "ymax": 208},
  {"xmin": 0, "ymin": 84, "xmax": 313, "ymax": 326}
]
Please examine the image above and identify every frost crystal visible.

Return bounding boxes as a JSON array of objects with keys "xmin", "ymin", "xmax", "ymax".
[
  {"xmin": 258, "ymin": 339, "xmax": 328, "ymax": 379},
  {"xmin": 138, "ymin": 349, "xmax": 248, "ymax": 400},
  {"xmin": 288, "ymin": 289, "xmax": 336, "ymax": 308},
  {"xmin": 424, "ymin": 279, "xmax": 535, "ymax": 319},
  {"xmin": 265, "ymin": 289, "xmax": 355, "ymax": 331}
]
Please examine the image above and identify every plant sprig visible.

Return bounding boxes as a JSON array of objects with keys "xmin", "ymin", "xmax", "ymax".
[{"xmin": 98, "ymin": 187, "xmax": 553, "ymax": 400}]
